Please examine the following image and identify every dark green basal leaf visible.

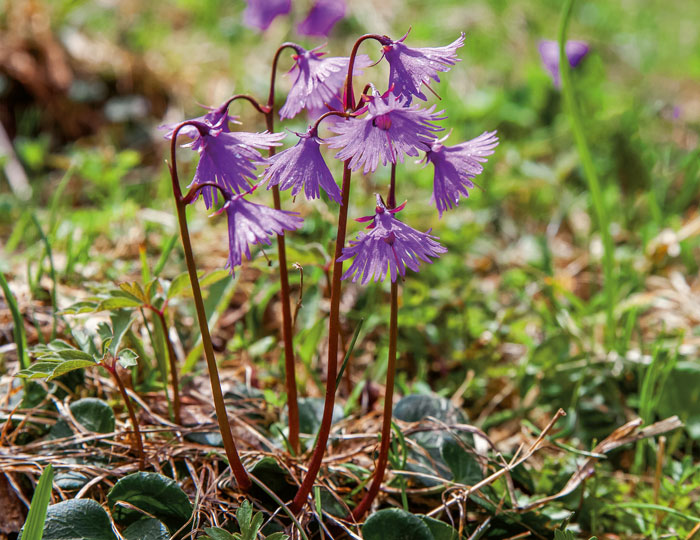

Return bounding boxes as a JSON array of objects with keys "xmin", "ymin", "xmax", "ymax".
[
  {"xmin": 70, "ymin": 398, "xmax": 115, "ymax": 433},
  {"xmin": 201, "ymin": 527, "xmax": 235, "ymax": 540},
  {"xmin": 362, "ymin": 508, "xmax": 434, "ymax": 540},
  {"xmin": 441, "ymin": 437, "xmax": 483, "ymax": 486},
  {"xmin": 54, "ymin": 471, "xmax": 90, "ymax": 491},
  {"xmin": 297, "ymin": 397, "xmax": 344, "ymax": 437},
  {"xmin": 21, "ymin": 498, "xmax": 118, "ymax": 540},
  {"xmin": 122, "ymin": 518, "xmax": 169, "ymax": 540},
  {"xmin": 248, "ymin": 458, "xmax": 296, "ymax": 507},
  {"xmin": 418, "ymin": 516, "xmax": 458, "ymax": 540},
  {"xmin": 107, "ymin": 472, "xmax": 192, "ymax": 534},
  {"xmin": 393, "ymin": 394, "xmax": 468, "ymax": 425}
]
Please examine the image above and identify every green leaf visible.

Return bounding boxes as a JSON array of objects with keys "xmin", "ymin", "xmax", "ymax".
[
  {"xmin": 297, "ymin": 397, "xmax": 344, "ymax": 436},
  {"xmin": 70, "ymin": 398, "xmax": 115, "ymax": 433},
  {"xmin": 122, "ymin": 518, "xmax": 169, "ymax": 540},
  {"xmin": 97, "ymin": 296, "xmax": 142, "ymax": 310},
  {"xmin": 441, "ymin": 437, "xmax": 483, "ymax": 485},
  {"xmin": 20, "ymin": 464, "xmax": 54, "ymax": 540},
  {"xmin": 201, "ymin": 527, "xmax": 236, "ymax": 540},
  {"xmin": 59, "ymin": 300, "xmax": 100, "ymax": 315},
  {"xmin": 119, "ymin": 282, "xmax": 148, "ymax": 303},
  {"xmin": 199, "ymin": 269, "xmax": 231, "ymax": 288},
  {"xmin": 418, "ymin": 516, "xmax": 458, "ymax": 540},
  {"xmin": 107, "ymin": 310, "xmax": 134, "ymax": 357},
  {"xmin": 23, "ymin": 498, "xmax": 118, "ymax": 540},
  {"xmin": 362, "ymin": 509, "xmax": 434, "ymax": 540},
  {"xmin": 117, "ymin": 349, "xmax": 139, "ymax": 368},
  {"xmin": 53, "ymin": 471, "xmax": 89, "ymax": 491},
  {"xmin": 554, "ymin": 530, "xmax": 576, "ymax": 540},
  {"xmin": 393, "ymin": 394, "xmax": 468, "ymax": 425},
  {"xmin": 0, "ymin": 271, "xmax": 30, "ymax": 370},
  {"xmin": 167, "ymin": 272, "xmax": 194, "ymax": 299},
  {"xmin": 265, "ymin": 533, "xmax": 289, "ymax": 540},
  {"xmin": 17, "ymin": 357, "xmax": 98, "ymax": 381},
  {"xmin": 107, "ymin": 472, "xmax": 193, "ymax": 533}
]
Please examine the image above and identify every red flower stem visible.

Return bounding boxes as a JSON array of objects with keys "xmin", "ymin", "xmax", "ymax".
[
  {"xmin": 352, "ymin": 279, "xmax": 398, "ymax": 519},
  {"xmin": 343, "ymin": 34, "xmax": 386, "ymax": 111},
  {"xmin": 107, "ymin": 362, "xmax": 145, "ymax": 471},
  {"xmin": 289, "ymin": 160, "xmax": 353, "ymax": 514},
  {"xmin": 154, "ymin": 308, "xmax": 181, "ymax": 425},
  {"xmin": 265, "ymin": 46, "xmax": 302, "ymax": 456},
  {"xmin": 226, "ymin": 94, "xmax": 270, "ymax": 115},
  {"xmin": 388, "ymin": 163, "xmax": 397, "ymax": 209},
  {"xmin": 168, "ymin": 121, "xmax": 252, "ymax": 491}
]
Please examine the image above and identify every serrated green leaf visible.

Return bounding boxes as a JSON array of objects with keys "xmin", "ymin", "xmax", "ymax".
[
  {"xmin": 202, "ymin": 527, "xmax": 236, "ymax": 540},
  {"xmin": 167, "ymin": 272, "xmax": 193, "ymax": 299},
  {"xmin": 118, "ymin": 348, "xmax": 139, "ymax": 368},
  {"xmin": 97, "ymin": 296, "xmax": 142, "ymax": 310},
  {"xmin": 119, "ymin": 282, "xmax": 148, "ymax": 303}
]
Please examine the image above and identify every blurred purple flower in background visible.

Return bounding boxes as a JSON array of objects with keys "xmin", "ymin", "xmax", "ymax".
[
  {"xmin": 216, "ymin": 188, "xmax": 303, "ymax": 274},
  {"xmin": 339, "ymin": 196, "xmax": 446, "ymax": 284},
  {"xmin": 261, "ymin": 128, "xmax": 342, "ymax": 203},
  {"xmin": 297, "ymin": 0, "xmax": 346, "ymax": 37},
  {"xmin": 538, "ymin": 40, "xmax": 589, "ymax": 87},
  {"xmin": 328, "ymin": 91, "xmax": 444, "ymax": 174},
  {"xmin": 382, "ymin": 31, "xmax": 465, "ymax": 104},
  {"xmin": 425, "ymin": 130, "xmax": 499, "ymax": 216},
  {"xmin": 279, "ymin": 45, "xmax": 371, "ymax": 120},
  {"xmin": 243, "ymin": 0, "xmax": 291, "ymax": 30}
]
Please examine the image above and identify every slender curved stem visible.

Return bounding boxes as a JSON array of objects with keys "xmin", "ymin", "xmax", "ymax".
[
  {"xmin": 108, "ymin": 363, "xmax": 145, "ymax": 471},
  {"xmin": 388, "ymin": 163, "xmax": 397, "ymax": 210},
  {"xmin": 343, "ymin": 34, "xmax": 386, "ymax": 110},
  {"xmin": 168, "ymin": 122, "xmax": 252, "ymax": 490},
  {"xmin": 227, "ymin": 94, "xmax": 270, "ymax": 115},
  {"xmin": 558, "ymin": 0, "xmax": 615, "ymax": 345},
  {"xmin": 290, "ymin": 161, "xmax": 353, "ymax": 513},
  {"xmin": 265, "ymin": 46, "xmax": 301, "ymax": 455},
  {"xmin": 352, "ymin": 280, "xmax": 398, "ymax": 519}
]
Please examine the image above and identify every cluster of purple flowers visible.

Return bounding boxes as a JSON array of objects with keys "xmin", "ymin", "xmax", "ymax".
[
  {"xmin": 166, "ymin": 30, "xmax": 500, "ymax": 283},
  {"xmin": 244, "ymin": 0, "xmax": 346, "ymax": 37}
]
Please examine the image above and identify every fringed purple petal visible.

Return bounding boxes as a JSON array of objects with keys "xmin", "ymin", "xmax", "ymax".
[
  {"xmin": 262, "ymin": 133, "xmax": 341, "ymax": 203},
  {"xmin": 327, "ymin": 92, "xmax": 444, "ymax": 174},
  {"xmin": 428, "ymin": 131, "xmax": 498, "ymax": 216},
  {"xmin": 383, "ymin": 32, "xmax": 465, "ymax": 104}
]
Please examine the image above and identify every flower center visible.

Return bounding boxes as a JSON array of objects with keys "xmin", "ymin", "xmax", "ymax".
[{"xmin": 372, "ymin": 114, "xmax": 392, "ymax": 131}]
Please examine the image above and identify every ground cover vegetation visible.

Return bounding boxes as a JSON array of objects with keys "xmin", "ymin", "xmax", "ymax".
[{"xmin": 1, "ymin": 0, "xmax": 699, "ymax": 538}]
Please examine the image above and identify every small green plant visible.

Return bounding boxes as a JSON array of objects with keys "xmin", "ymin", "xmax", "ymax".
[
  {"xmin": 19, "ymin": 464, "xmax": 54, "ymax": 540},
  {"xmin": 201, "ymin": 500, "xmax": 288, "ymax": 540}
]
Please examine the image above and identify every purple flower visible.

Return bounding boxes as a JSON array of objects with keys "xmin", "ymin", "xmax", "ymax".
[
  {"xmin": 217, "ymin": 188, "xmax": 303, "ymax": 275},
  {"xmin": 425, "ymin": 131, "xmax": 499, "ymax": 217},
  {"xmin": 338, "ymin": 196, "xmax": 447, "ymax": 284},
  {"xmin": 243, "ymin": 0, "xmax": 291, "ymax": 30},
  {"xmin": 538, "ymin": 40, "xmax": 589, "ymax": 88},
  {"xmin": 188, "ymin": 124, "xmax": 285, "ymax": 208},
  {"xmin": 327, "ymin": 91, "xmax": 444, "ymax": 174},
  {"xmin": 381, "ymin": 31, "xmax": 465, "ymax": 104},
  {"xmin": 261, "ymin": 128, "xmax": 342, "ymax": 203},
  {"xmin": 297, "ymin": 0, "xmax": 346, "ymax": 37},
  {"xmin": 279, "ymin": 45, "xmax": 371, "ymax": 120},
  {"xmin": 160, "ymin": 101, "xmax": 239, "ymax": 140}
]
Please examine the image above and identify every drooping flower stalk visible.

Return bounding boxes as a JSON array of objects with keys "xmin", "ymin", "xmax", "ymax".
[
  {"xmin": 168, "ymin": 121, "xmax": 252, "ymax": 491},
  {"xmin": 289, "ymin": 33, "xmax": 385, "ymax": 514},
  {"xmin": 265, "ymin": 42, "xmax": 304, "ymax": 455}
]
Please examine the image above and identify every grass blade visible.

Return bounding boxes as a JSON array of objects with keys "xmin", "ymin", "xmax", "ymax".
[
  {"xmin": 22, "ymin": 464, "xmax": 54, "ymax": 540},
  {"xmin": 0, "ymin": 272, "xmax": 29, "ymax": 370}
]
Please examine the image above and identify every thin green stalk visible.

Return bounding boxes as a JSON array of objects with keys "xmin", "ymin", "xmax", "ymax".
[
  {"xmin": 169, "ymin": 122, "xmax": 251, "ymax": 491},
  {"xmin": 21, "ymin": 464, "xmax": 54, "ymax": 540},
  {"xmin": 154, "ymin": 308, "xmax": 182, "ymax": 425},
  {"xmin": 0, "ymin": 272, "xmax": 29, "ymax": 370},
  {"xmin": 31, "ymin": 213, "xmax": 59, "ymax": 339},
  {"xmin": 558, "ymin": 0, "xmax": 616, "ymax": 345},
  {"xmin": 352, "ymin": 280, "xmax": 399, "ymax": 519}
]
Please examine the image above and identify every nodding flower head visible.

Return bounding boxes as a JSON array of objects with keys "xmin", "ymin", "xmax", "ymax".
[
  {"xmin": 327, "ymin": 90, "xmax": 444, "ymax": 174},
  {"xmin": 215, "ymin": 188, "xmax": 303, "ymax": 275},
  {"xmin": 188, "ymin": 127, "xmax": 285, "ymax": 208},
  {"xmin": 425, "ymin": 130, "xmax": 499, "ymax": 217},
  {"xmin": 297, "ymin": 0, "xmax": 346, "ymax": 37},
  {"xmin": 160, "ymin": 100, "xmax": 240, "ymax": 140},
  {"xmin": 279, "ymin": 44, "xmax": 371, "ymax": 121},
  {"xmin": 261, "ymin": 127, "xmax": 342, "ymax": 203},
  {"xmin": 243, "ymin": 0, "xmax": 291, "ymax": 30},
  {"xmin": 381, "ymin": 30, "xmax": 465, "ymax": 104},
  {"xmin": 338, "ymin": 195, "xmax": 447, "ymax": 284},
  {"xmin": 538, "ymin": 40, "xmax": 589, "ymax": 88}
]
